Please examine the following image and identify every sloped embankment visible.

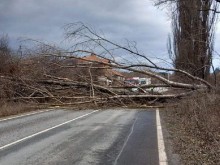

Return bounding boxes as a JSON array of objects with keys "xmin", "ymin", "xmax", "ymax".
[{"xmin": 161, "ymin": 93, "xmax": 220, "ymax": 165}]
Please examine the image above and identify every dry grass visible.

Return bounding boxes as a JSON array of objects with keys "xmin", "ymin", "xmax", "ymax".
[
  {"xmin": 0, "ymin": 101, "xmax": 43, "ymax": 118},
  {"xmin": 162, "ymin": 92, "xmax": 220, "ymax": 165}
]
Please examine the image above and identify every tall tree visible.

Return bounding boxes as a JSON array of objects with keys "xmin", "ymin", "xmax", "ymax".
[
  {"xmin": 0, "ymin": 34, "xmax": 11, "ymax": 74},
  {"xmin": 157, "ymin": 0, "xmax": 218, "ymax": 80}
]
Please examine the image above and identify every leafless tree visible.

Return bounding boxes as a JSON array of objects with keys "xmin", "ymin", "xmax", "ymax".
[{"xmin": 156, "ymin": 0, "xmax": 218, "ymax": 81}]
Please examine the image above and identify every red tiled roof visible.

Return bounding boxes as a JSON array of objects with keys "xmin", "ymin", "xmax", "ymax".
[
  {"xmin": 111, "ymin": 70, "xmax": 125, "ymax": 77},
  {"xmin": 81, "ymin": 53, "xmax": 109, "ymax": 64}
]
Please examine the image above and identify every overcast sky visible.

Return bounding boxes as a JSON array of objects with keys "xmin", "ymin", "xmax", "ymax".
[{"xmin": 0, "ymin": 0, "xmax": 220, "ymax": 67}]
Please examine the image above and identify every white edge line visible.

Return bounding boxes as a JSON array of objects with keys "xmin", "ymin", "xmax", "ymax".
[
  {"xmin": 156, "ymin": 108, "xmax": 168, "ymax": 165},
  {"xmin": 0, "ymin": 109, "xmax": 54, "ymax": 122},
  {"xmin": 0, "ymin": 110, "xmax": 99, "ymax": 150}
]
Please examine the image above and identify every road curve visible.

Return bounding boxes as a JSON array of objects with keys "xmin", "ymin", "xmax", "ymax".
[{"xmin": 0, "ymin": 109, "xmax": 159, "ymax": 165}]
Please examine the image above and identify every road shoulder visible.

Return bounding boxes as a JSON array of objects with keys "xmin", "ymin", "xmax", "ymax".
[{"xmin": 159, "ymin": 109, "xmax": 181, "ymax": 165}]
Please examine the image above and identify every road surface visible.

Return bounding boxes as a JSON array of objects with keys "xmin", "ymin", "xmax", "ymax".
[{"xmin": 0, "ymin": 109, "xmax": 160, "ymax": 165}]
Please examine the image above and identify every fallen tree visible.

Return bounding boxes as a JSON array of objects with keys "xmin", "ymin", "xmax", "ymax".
[{"xmin": 0, "ymin": 23, "xmax": 215, "ymax": 107}]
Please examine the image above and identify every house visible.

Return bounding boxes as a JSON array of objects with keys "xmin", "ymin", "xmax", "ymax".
[
  {"xmin": 79, "ymin": 53, "xmax": 125, "ymax": 86},
  {"xmin": 124, "ymin": 77, "xmax": 151, "ymax": 87}
]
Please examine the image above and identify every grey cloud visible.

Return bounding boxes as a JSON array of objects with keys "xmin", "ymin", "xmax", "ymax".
[{"xmin": 0, "ymin": 0, "xmax": 172, "ymax": 63}]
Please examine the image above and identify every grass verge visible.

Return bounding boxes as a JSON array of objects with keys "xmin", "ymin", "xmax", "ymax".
[
  {"xmin": 0, "ymin": 101, "xmax": 46, "ymax": 118},
  {"xmin": 161, "ymin": 93, "xmax": 220, "ymax": 164}
]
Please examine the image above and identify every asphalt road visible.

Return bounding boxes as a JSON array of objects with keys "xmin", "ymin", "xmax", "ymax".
[{"xmin": 0, "ymin": 109, "xmax": 159, "ymax": 165}]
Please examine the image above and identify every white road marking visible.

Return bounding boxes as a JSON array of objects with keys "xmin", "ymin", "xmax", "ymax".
[
  {"xmin": 156, "ymin": 108, "xmax": 168, "ymax": 165},
  {"xmin": 0, "ymin": 110, "xmax": 99, "ymax": 150},
  {"xmin": 0, "ymin": 109, "xmax": 54, "ymax": 122}
]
